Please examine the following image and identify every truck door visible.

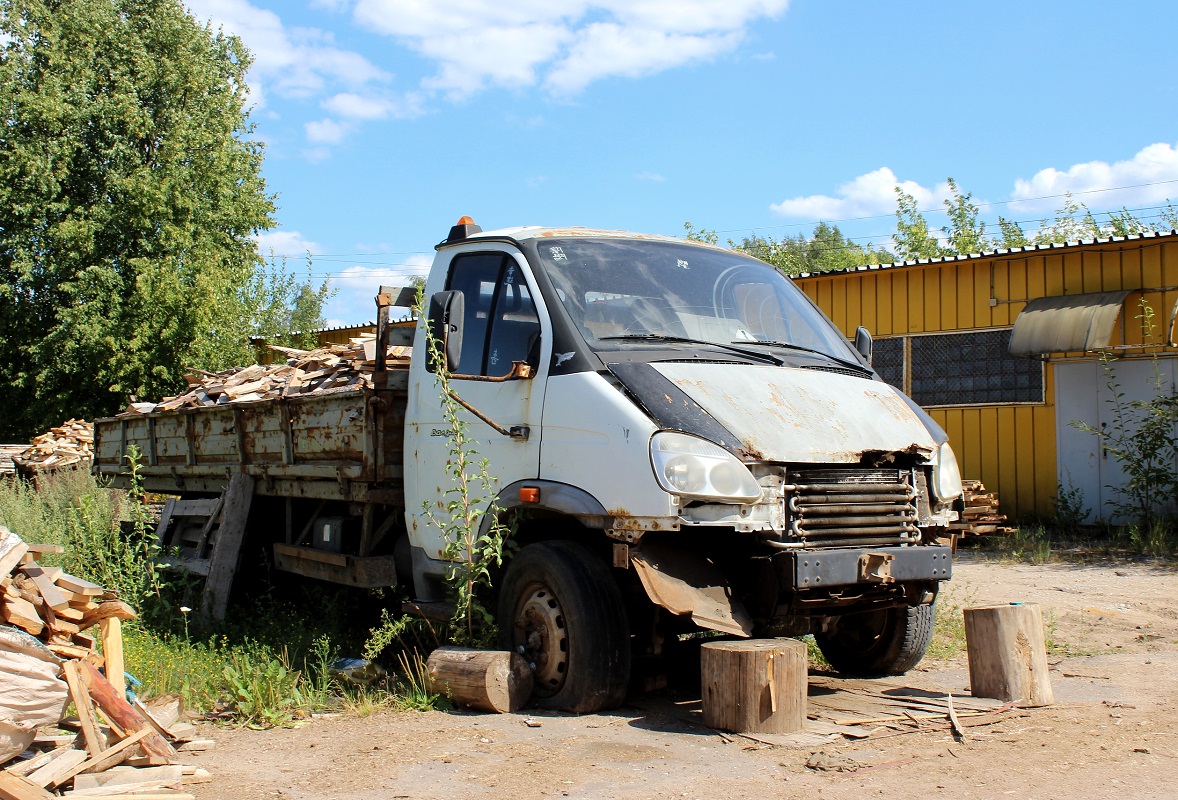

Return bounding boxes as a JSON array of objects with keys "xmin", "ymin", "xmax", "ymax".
[{"xmin": 405, "ymin": 248, "xmax": 550, "ymax": 559}]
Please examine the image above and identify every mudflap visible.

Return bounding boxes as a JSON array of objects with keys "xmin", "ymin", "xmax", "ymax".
[{"xmin": 629, "ymin": 539, "xmax": 753, "ymax": 637}]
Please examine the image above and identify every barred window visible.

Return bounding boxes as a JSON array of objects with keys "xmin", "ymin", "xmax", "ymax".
[
  {"xmin": 871, "ymin": 337, "xmax": 905, "ymax": 390},
  {"xmin": 909, "ymin": 329, "xmax": 1043, "ymax": 406}
]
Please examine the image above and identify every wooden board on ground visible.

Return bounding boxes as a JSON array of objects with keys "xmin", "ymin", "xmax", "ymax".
[{"xmin": 0, "ymin": 771, "xmax": 57, "ymax": 800}]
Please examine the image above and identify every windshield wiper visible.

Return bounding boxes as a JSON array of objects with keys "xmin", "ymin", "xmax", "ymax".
[
  {"xmin": 734, "ymin": 340, "xmax": 871, "ymax": 374},
  {"xmin": 598, "ymin": 334, "xmax": 783, "ymax": 365}
]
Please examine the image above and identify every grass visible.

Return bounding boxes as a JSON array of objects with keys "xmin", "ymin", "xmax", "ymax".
[
  {"xmin": 0, "ymin": 469, "xmax": 441, "ymax": 726},
  {"xmin": 927, "ymin": 596, "xmax": 969, "ymax": 661},
  {"xmin": 962, "ymin": 518, "xmax": 1178, "ymax": 565}
]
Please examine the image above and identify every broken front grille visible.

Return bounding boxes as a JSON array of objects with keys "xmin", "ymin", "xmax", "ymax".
[{"xmin": 784, "ymin": 468, "xmax": 919, "ymax": 548}]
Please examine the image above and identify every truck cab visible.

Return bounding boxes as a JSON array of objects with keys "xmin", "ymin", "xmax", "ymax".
[{"xmin": 404, "ymin": 221, "xmax": 961, "ymax": 712}]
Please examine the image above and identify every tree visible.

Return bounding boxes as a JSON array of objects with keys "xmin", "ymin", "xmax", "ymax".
[
  {"xmin": 941, "ymin": 178, "xmax": 991, "ymax": 255},
  {"xmin": 0, "ymin": 0, "xmax": 278, "ymax": 439},
  {"xmin": 893, "ymin": 187, "xmax": 951, "ymax": 261},
  {"xmin": 684, "ymin": 221, "xmax": 894, "ymax": 276},
  {"xmin": 242, "ymin": 255, "xmax": 334, "ymax": 352}
]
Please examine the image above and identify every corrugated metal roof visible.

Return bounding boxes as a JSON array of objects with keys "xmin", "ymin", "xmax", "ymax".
[
  {"xmin": 1009, "ymin": 290, "xmax": 1133, "ymax": 355},
  {"xmin": 794, "ymin": 229, "xmax": 1178, "ymax": 279}
]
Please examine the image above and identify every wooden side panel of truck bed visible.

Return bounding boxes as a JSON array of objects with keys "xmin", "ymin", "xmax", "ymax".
[{"xmin": 93, "ymin": 386, "xmax": 407, "ymax": 502}]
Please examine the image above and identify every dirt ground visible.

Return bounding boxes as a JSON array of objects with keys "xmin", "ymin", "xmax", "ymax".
[{"xmin": 189, "ymin": 554, "xmax": 1178, "ymax": 800}]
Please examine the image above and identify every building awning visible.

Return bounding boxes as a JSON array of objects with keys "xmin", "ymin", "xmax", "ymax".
[{"xmin": 1008, "ymin": 290, "xmax": 1133, "ymax": 355}]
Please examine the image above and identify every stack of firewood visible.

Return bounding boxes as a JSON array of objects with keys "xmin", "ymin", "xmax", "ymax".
[
  {"xmin": 12, "ymin": 422, "xmax": 94, "ymax": 475},
  {"xmin": 121, "ymin": 336, "xmax": 412, "ymax": 415},
  {"xmin": 1, "ymin": 527, "xmax": 213, "ymax": 799},
  {"xmin": 949, "ymin": 480, "xmax": 1014, "ymax": 537}
]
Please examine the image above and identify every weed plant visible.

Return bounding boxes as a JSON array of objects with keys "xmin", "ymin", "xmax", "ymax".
[{"xmin": 927, "ymin": 597, "xmax": 969, "ymax": 661}]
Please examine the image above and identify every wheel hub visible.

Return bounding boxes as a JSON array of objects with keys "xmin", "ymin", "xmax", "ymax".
[{"xmin": 514, "ymin": 582, "xmax": 569, "ymax": 695}]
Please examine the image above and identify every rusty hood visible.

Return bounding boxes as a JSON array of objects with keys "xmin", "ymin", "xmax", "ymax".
[{"xmin": 650, "ymin": 363, "xmax": 939, "ymax": 464}]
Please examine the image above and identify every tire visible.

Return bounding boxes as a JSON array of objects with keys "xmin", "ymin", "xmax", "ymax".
[
  {"xmin": 814, "ymin": 602, "xmax": 936, "ymax": 677},
  {"xmin": 497, "ymin": 541, "xmax": 630, "ymax": 713}
]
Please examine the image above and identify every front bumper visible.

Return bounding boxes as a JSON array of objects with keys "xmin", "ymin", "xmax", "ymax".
[{"xmin": 778, "ymin": 545, "xmax": 952, "ymax": 591}]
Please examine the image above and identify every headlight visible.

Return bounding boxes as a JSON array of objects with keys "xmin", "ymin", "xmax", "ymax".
[
  {"xmin": 650, "ymin": 432, "xmax": 762, "ymax": 503},
  {"xmin": 931, "ymin": 441, "xmax": 963, "ymax": 501}
]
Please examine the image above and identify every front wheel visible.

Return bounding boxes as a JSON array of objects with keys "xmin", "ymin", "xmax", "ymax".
[
  {"xmin": 497, "ymin": 541, "xmax": 630, "ymax": 713},
  {"xmin": 814, "ymin": 602, "xmax": 936, "ymax": 677}
]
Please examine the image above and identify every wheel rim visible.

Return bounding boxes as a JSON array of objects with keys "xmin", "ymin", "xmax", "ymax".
[
  {"xmin": 827, "ymin": 608, "xmax": 891, "ymax": 656},
  {"xmin": 513, "ymin": 580, "xmax": 569, "ymax": 696}
]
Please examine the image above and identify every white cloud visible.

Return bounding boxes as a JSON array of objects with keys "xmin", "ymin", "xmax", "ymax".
[
  {"xmin": 301, "ymin": 146, "xmax": 334, "ymax": 162},
  {"xmin": 186, "ymin": 0, "xmax": 393, "ymax": 150},
  {"xmin": 324, "ymin": 257, "xmax": 432, "ymax": 323},
  {"xmin": 305, "ymin": 117, "xmax": 351, "ymax": 143},
  {"xmin": 771, "ymin": 168, "xmax": 951, "ymax": 220},
  {"xmin": 323, "ymin": 91, "xmax": 424, "ymax": 120},
  {"xmin": 187, "ymin": 1, "xmax": 389, "ymax": 98},
  {"xmin": 635, "ymin": 171, "xmax": 665, "ymax": 182},
  {"xmin": 352, "ymin": 0, "xmax": 789, "ymax": 97},
  {"xmin": 254, "ymin": 230, "xmax": 323, "ymax": 256},
  {"xmin": 1010, "ymin": 141, "xmax": 1178, "ymax": 211}
]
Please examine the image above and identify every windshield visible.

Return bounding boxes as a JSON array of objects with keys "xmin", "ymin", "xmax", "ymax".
[{"xmin": 530, "ymin": 237, "xmax": 859, "ymax": 363}]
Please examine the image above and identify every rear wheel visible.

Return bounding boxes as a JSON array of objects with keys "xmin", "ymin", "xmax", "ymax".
[
  {"xmin": 498, "ymin": 541, "xmax": 630, "ymax": 713},
  {"xmin": 815, "ymin": 602, "xmax": 936, "ymax": 677}
]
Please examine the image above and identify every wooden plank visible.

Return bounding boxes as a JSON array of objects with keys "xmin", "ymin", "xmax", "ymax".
[
  {"xmin": 1, "ymin": 594, "xmax": 44, "ymax": 634},
  {"xmin": 0, "ymin": 527, "xmax": 29, "ymax": 578},
  {"xmin": 76, "ymin": 663, "xmax": 176, "ymax": 763},
  {"xmin": 100, "ymin": 618, "xmax": 126, "ymax": 697},
  {"xmin": 55, "ymin": 574, "xmax": 105, "ymax": 597},
  {"xmin": 152, "ymin": 498, "xmax": 176, "ymax": 549},
  {"xmin": 21, "ymin": 565, "xmax": 70, "ymax": 611},
  {"xmin": 191, "ymin": 494, "xmax": 224, "ymax": 559},
  {"xmin": 25, "ymin": 543, "xmax": 64, "ymax": 556},
  {"xmin": 26, "ymin": 749, "xmax": 88, "ymax": 788},
  {"xmin": 5, "ymin": 750, "xmax": 60, "ymax": 778},
  {"xmin": 62, "ymin": 661, "xmax": 105, "ymax": 758},
  {"xmin": 58, "ymin": 729, "xmax": 153, "ymax": 785},
  {"xmin": 72, "ymin": 766, "xmax": 182, "ymax": 792},
  {"xmin": 79, "ymin": 601, "xmax": 137, "ymax": 631},
  {"xmin": 65, "ymin": 783, "xmax": 186, "ymax": 797},
  {"xmin": 0, "ymin": 771, "xmax": 57, "ymax": 800},
  {"xmin": 200, "ymin": 472, "xmax": 254, "ymax": 622}
]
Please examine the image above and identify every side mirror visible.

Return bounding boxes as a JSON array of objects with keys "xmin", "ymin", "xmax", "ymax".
[
  {"xmin": 427, "ymin": 290, "xmax": 464, "ymax": 372},
  {"xmin": 854, "ymin": 325, "xmax": 873, "ymax": 364}
]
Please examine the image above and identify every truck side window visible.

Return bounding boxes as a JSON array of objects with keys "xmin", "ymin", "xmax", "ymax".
[{"xmin": 445, "ymin": 253, "xmax": 540, "ymax": 377}]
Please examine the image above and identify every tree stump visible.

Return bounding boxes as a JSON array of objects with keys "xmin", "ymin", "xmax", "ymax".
[
  {"xmin": 426, "ymin": 647, "xmax": 533, "ymax": 713},
  {"xmin": 700, "ymin": 638, "xmax": 807, "ymax": 733},
  {"xmin": 964, "ymin": 602, "xmax": 1054, "ymax": 707}
]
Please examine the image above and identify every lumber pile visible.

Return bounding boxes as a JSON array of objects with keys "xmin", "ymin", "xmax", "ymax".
[
  {"xmin": 0, "ymin": 526, "xmax": 134, "ymax": 662},
  {"xmin": 120, "ymin": 336, "xmax": 412, "ymax": 415},
  {"xmin": 12, "ymin": 422, "xmax": 94, "ymax": 476},
  {"xmin": 0, "ymin": 446, "xmax": 24, "ymax": 479},
  {"xmin": 949, "ymin": 480, "xmax": 1015, "ymax": 537},
  {"xmin": 1, "ymin": 527, "xmax": 212, "ymax": 799}
]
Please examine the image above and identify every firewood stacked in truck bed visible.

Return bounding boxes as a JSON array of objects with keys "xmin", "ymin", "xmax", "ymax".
[
  {"xmin": 0, "ymin": 527, "xmax": 212, "ymax": 799},
  {"xmin": 120, "ymin": 336, "xmax": 412, "ymax": 415},
  {"xmin": 12, "ymin": 421, "xmax": 94, "ymax": 475},
  {"xmin": 949, "ymin": 480, "xmax": 1015, "ymax": 536}
]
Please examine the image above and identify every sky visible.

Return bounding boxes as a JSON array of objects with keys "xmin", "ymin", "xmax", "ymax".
[{"xmin": 183, "ymin": 0, "xmax": 1178, "ymax": 326}]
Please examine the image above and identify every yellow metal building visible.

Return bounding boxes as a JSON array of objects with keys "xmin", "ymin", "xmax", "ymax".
[{"xmin": 794, "ymin": 231, "xmax": 1178, "ymax": 520}]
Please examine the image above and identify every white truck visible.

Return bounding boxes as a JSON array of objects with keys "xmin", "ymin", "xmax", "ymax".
[{"xmin": 94, "ymin": 218, "xmax": 962, "ymax": 712}]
